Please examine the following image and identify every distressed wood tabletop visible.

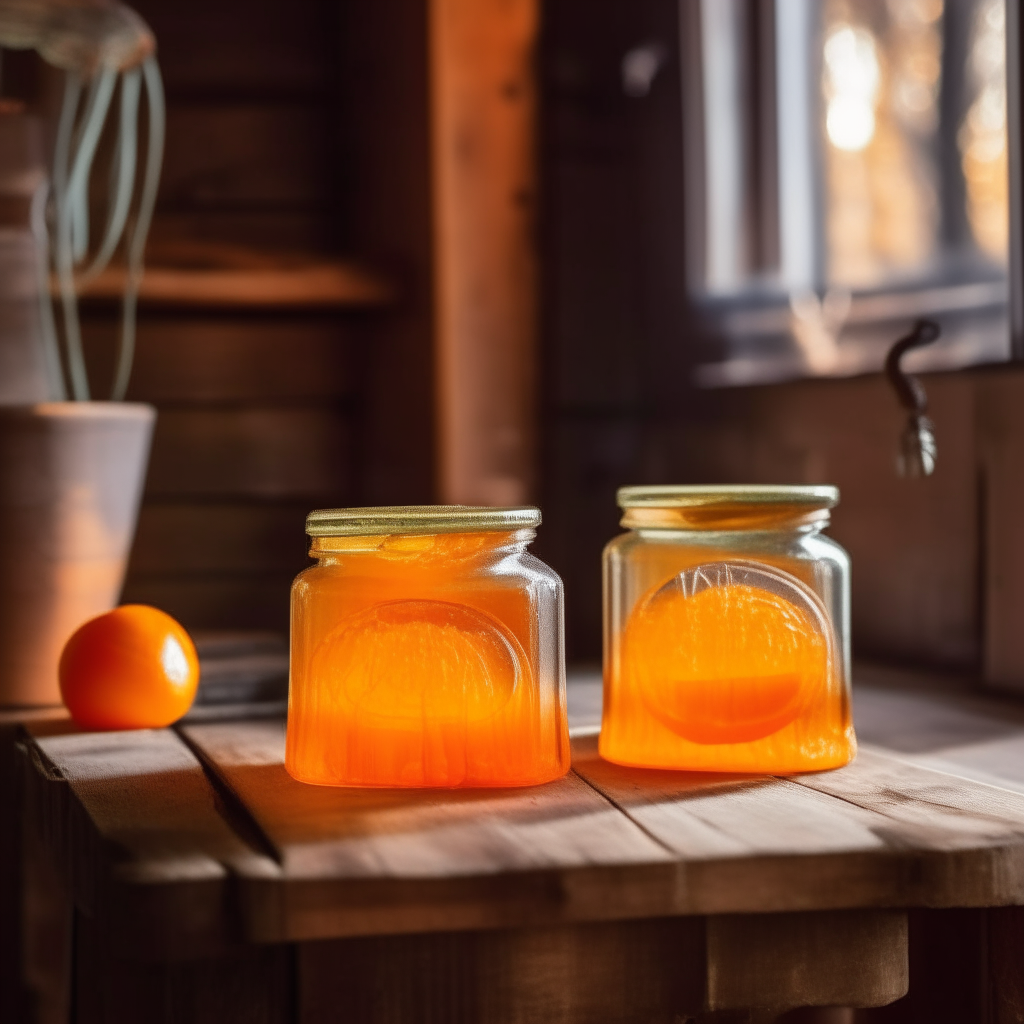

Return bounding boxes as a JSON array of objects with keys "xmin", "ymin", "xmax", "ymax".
[
  {"xmin": 18, "ymin": 663, "xmax": 1024, "ymax": 954},
  {"xmin": 20, "ymin": 664, "xmax": 1024, "ymax": 1021}
]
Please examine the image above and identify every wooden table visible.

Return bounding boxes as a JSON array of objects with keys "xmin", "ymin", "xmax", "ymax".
[{"xmin": 15, "ymin": 664, "xmax": 1024, "ymax": 1024}]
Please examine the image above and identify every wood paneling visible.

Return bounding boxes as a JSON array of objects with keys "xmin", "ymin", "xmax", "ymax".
[
  {"xmin": 145, "ymin": 408, "xmax": 352, "ymax": 500},
  {"xmin": 737, "ymin": 375, "xmax": 979, "ymax": 669},
  {"xmin": 84, "ymin": 317, "xmax": 356, "ymax": 404},
  {"xmin": 543, "ymin": 370, "xmax": 983, "ymax": 666},
  {"xmin": 978, "ymin": 374, "xmax": 1024, "ymax": 690},
  {"xmin": 161, "ymin": 106, "xmax": 330, "ymax": 211},
  {"xmin": 121, "ymin": 576, "xmax": 299, "ymax": 631},
  {"xmin": 81, "ymin": 260, "xmax": 393, "ymax": 311},
  {"xmin": 132, "ymin": 0, "xmax": 336, "ymax": 99},
  {"xmin": 341, "ymin": 1, "xmax": 436, "ymax": 504},
  {"xmin": 72, "ymin": 0, "xmax": 365, "ymax": 635},
  {"xmin": 74, "ymin": 913, "xmax": 292, "ymax": 1024},
  {"xmin": 128, "ymin": 504, "xmax": 310, "ymax": 576}
]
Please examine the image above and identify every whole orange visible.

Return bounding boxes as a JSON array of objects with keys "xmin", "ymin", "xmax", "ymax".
[{"xmin": 59, "ymin": 605, "xmax": 200, "ymax": 729}]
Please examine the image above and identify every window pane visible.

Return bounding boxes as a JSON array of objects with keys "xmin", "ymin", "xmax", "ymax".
[
  {"xmin": 823, "ymin": 1, "xmax": 942, "ymax": 286},
  {"xmin": 961, "ymin": 0, "xmax": 1008, "ymax": 261}
]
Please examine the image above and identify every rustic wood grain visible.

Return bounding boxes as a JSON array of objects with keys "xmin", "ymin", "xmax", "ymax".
[
  {"xmin": 159, "ymin": 105, "xmax": 329, "ymax": 210},
  {"xmin": 431, "ymin": 0, "xmax": 539, "ymax": 504},
  {"xmin": 180, "ymin": 718, "xmax": 675, "ymax": 943},
  {"xmin": 132, "ymin": 0, "xmax": 335, "ymax": 99},
  {"xmin": 74, "ymin": 908, "xmax": 292, "ymax": 1024},
  {"xmin": 22, "ymin": 669, "xmax": 1024, "ymax": 1017},
  {"xmin": 705, "ymin": 910, "xmax": 907, "ymax": 1012},
  {"xmin": 977, "ymin": 376, "xmax": 1024, "ymax": 690},
  {"xmin": 989, "ymin": 906, "xmax": 1024, "ymax": 1024},
  {"xmin": 145, "ymin": 407, "xmax": 352, "ymax": 500},
  {"xmin": 79, "ymin": 260, "xmax": 394, "ymax": 310},
  {"xmin": 121, "ymin": 574, "xmax": 297, "ymax": 633},
  {"xmin": 128, "ymin": 503, "xmax": 311, "ymax": 577},
  {"xmin": 20, "ymin": 799, "xmax": 73, "ymax": 1024},
  {"xmin": 21, "ymin": 725, "xmax": 278, "ymax": 959},
  {"xmin": 298, "ymin": 917, "xmax": 706, "ymax": 1024},
  {"xmin": 0, "ymin": 724, "xmax": 36, "ymax": 1023},
  {"xmin": 574, "ymin": 732, "xmax": 1024, "ymax": 914},
  {"xmin": 298, "ymin": 910, "xmax": 906, "ymax": 1023},
  {"xmin": 340, "ymin": 0, "xmax": 437, "ymax": 505},
  {"xmin": 124, "ymin": 318, "xmax": 356, "ymax": 404}
]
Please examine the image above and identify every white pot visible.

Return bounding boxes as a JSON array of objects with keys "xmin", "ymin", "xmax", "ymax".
[{"xmin": 0, "ymin": 402, "xmax": 155, "ymax": 706}]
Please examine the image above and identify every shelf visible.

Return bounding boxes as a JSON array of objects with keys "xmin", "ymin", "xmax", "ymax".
[{"xmin": 73, "ymin": 241, "xmax": 397, "ymax": 311}]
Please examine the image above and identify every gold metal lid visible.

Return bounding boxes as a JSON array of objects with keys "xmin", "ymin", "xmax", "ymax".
[
  {"xmin": 617, "ymin": 484, "xmax": 839, "ymax": 509},
  {"xmin": 305, "ymin": 505, "xmax": 542, "ymax": 537},
  {"xmin": 617, "ymin": 485, "xmax": 839, "ymax": 531}
]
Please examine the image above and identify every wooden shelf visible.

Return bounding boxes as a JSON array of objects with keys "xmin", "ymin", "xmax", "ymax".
[{"xmin": 73, "ymin": 241, "xmax": 396, "ymax": 311}]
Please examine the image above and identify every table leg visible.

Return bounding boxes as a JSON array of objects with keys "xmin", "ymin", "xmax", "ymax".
[{"xmin": 988, "ymin": 905, "xmax": 1024, "ymax": 1024}]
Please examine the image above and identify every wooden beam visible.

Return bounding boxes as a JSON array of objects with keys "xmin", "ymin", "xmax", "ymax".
[{"xmin": 430, "ymin": 0, "xmax": 539, "ymax": 505}]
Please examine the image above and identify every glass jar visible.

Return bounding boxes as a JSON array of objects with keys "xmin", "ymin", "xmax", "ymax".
[
  {"xmin": 286, "ymin": 505, "xmax": 569, "ymax": 788},
  {"xmin": 601, "ymin": 485, "xmax": 855, "ymax": 773}
]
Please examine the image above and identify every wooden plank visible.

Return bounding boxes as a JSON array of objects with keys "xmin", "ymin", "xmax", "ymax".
[
  {"xmin": 79, "ymin": 261, "xmax": 394, "ymax": 310},
  {"xmin": 299, "ymin": 911, "xmax": 906, "ymax": 1022},
  {"xmin": 853, "ymin": 670, "xmax": 1024, "ymax": 797},
  {"xmin": 431, "ymin": 0, "xmax": 539, "ymax": 504},
  {"xmin": 144, "ymin": 210, "xmax": 332, "ymax": 253},
  {"xmin": 120, "ymin": 574, "xmax": 295, "ymax": 634},
  {"xmin": 20, "ymin": 726, "xmax": 278, "ymax": 959},
  {"xmin": 74, "ymin": 908, "xmax": 292, "ymax": 1024},
  {"xmin": 180, "ymin": 718, "xmax": 676, "ymax": 943},
  {"xmin": 341, "ymin": 0, "xmax": 436, "ymax": 505},
  {"xmin": 160, "ymin": 105, "xmax": 330, "ymax": 210},
  {"xmin": 132, "ymin": 0, "xmax": 335, "ymax": 99},
  {"xmin": 705, "ymin": 910, "xmax": 907, "ymax": 1012},
  {"xmin": 574, "ymin": 734, "xmax": 1024, "ymax": 913},
  {"xmin": 977, "ymin": 375, "xmax": 1024, "ymax": 690},
  {"xmin": 0, "ymin": 724, "xmax": 35, "ymax": 1024},
  {"xmin": 740, "ymin": 374, "xmax": 980, "ymax": 668},
  {"xmin": 127, "ymin": 503, "xmax": 310, "ymax": 576},
  {"xmin": 124, "ymin": 318, "xmax": 355, "ymax": 404},
  {"xmin": 144, "ymin": 407, "xmax": 352, "ymax": 500},
  {"xmin": 989, "ymin": 905, "xmax": 1024, "ymax": 1024},
  {"xmin": 298, "ymin": 918, "xmax": 706, "ymax": 1024},
  {"xmin": 21, "ymin": 794, "xmax": 73, "ymax": 1024}
]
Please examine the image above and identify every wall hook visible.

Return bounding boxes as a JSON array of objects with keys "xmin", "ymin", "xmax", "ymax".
[{"xmin": 884, "ymin": 319, "xmax": 940, "ymax": 478}]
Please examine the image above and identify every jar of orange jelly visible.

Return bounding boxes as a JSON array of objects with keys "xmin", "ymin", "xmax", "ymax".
[
  {"xmin": 601, "ymin": 485, "xmax": 855, "ymax": 773},
  {"xmin": 285, "ymin": 505, "xmax": 570, "ymax": 788}
]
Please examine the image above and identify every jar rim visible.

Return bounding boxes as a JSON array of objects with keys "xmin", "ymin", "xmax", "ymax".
[
  {"xmin": 617, "ymin": 484, "xmax": 839, "ymax": 510},
  {"xmin": 305, "ymin": 504, "xmax": 541, "ymax": 537}
]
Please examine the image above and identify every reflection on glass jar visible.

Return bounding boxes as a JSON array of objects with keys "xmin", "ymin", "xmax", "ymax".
[
  {"xmin": 286, "ymin": 505, "xmax": 569, "ymax": 788},
  {"xmin": 601, "ymin": 485, "xmax": 856, "ymax": 773}
]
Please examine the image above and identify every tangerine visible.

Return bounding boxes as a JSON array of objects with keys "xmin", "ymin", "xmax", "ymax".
[
  {"xmin": 59, "ymin": 605, "xmax": 200, "ymax": 730},
  {"xmin": 625, "ymin": 581, "xmax": 826, "ymax": 744}
]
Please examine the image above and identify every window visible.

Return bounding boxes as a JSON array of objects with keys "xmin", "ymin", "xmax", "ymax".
[{"xmin": 684, "ymin": 0, "xmax": 1013, "ymax": 386}]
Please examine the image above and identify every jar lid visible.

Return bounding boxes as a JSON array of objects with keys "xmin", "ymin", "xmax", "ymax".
[
  {"xmin": 305, "ymin": 505, "xmax": 542, "ymax": 537},
  {"xmin": 617, "ymin": 484, "xmax": 839, "ymax": 510}
]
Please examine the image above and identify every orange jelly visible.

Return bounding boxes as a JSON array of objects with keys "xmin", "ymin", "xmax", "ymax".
[
  {"xmin": 601, "ymin": 486, "xmax": 856, "ymax": 773},
  {"xmin": 286, "ymin": 506, "xmax": 570, "ymax": 787}
]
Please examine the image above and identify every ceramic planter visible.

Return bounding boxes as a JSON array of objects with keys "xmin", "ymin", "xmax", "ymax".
[{"xmin": 0, "ymin": 402, "xmax": 155, "ymax": 706}]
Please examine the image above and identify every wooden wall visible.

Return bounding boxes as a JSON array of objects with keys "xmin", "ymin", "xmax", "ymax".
[
  {"xmin": 537, "ymin": 0, "xmax": 1024, "ymax": 685},
  {"xmin": 76, "ymin": 0, "xmax": 439, "ymax": 633}
]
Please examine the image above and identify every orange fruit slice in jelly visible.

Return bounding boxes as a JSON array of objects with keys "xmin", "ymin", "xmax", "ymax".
[
  {"xmin": 311, "ymin": 600, "xmax": 527, "ymax": 725},
  {"xmin": 625, "ymin": 561, "xmax": 831, "ymax": 744}
]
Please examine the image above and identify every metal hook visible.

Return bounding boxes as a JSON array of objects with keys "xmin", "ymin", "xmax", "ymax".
[{"xmin": 883, "ymin": 319, "xmax": 940, "ymax": 478}]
